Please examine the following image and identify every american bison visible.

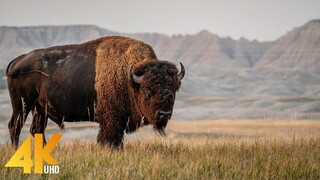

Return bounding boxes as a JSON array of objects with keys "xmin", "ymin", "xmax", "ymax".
[{"xmin": 6, "ymin": 36, "xmax": 185, "ymax": 149}]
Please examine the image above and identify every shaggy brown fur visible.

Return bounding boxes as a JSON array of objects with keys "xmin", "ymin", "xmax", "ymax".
[{"xmin": 6, "ymin": 36, "xmax": 184, "ymax": 149}]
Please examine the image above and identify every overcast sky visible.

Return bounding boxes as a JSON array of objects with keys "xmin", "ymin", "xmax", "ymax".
[{"xmin": 0, "ymin": 0, "xmax": 319, "ymax": 41}]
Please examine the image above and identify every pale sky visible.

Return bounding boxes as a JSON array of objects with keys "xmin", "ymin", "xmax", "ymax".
[{"xmin": 0, "ymin": 0, "xmax": 319, "ymax": 41}]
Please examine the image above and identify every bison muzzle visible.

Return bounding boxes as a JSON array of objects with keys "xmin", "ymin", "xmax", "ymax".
[{"xmin": 6, "ymin": 36, "xmax": 185, "ymax": 149}]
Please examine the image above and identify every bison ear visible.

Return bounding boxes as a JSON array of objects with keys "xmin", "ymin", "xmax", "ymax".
[
  {"xmin": 178, "ymin": 62, "xmax": 185, "ymax": 81},
  {"xmin": 129, "ymin": 64, "xmax": 144, "ymax": 85}
]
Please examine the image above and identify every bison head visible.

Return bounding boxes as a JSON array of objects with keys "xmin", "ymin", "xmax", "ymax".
[{"xmin": 129, "ymin": 60, "xmax": 185, "ymax": 135}]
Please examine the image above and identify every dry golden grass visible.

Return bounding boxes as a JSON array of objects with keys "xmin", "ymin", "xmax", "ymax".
[
  {"xmin": 137, "ymin": 119, "xmax": 320, "ymax": 142},
  {"xmin": 0, "ymin": 120, "xmax": 319, "ymax": 179}
]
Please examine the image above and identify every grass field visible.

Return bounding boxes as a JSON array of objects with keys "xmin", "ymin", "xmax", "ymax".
[{"xmin": 0, "ymin": 120, "xmax": 319, "ymax": 179}]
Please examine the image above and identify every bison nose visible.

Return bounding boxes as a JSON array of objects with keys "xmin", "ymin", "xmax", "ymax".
[{"xmin": 157, "ymin": 110, "xmax": 172, "ymax": 120}]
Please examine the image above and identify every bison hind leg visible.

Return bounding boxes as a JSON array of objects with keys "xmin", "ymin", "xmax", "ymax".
[
  {"xmin": 8, "ymin": 110, "xmax": 30, "ymax": 149},
  {"xmin": 8, "ymin": 113, "xmax": 21, "ymax": 149},
  {"xmin": 30, "ymin": 106, "xmax": 48, "ymax": 145}
]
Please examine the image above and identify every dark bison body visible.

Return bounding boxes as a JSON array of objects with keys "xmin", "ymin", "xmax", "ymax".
[{"xmin": 6, "ymin": 36, "xmax": 185, "ymax": 149}]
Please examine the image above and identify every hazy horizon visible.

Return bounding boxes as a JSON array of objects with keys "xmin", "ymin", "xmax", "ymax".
[{"xmin": 1, "ymin": 0, "xmax": 320, "ymax": 41}]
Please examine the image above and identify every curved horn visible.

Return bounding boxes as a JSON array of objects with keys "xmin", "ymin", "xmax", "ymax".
[
  {"xmin": 178, "ymin": 62, "xmax": 185, "ymax": 81},
  {"xmin": 129, "ymin": 64, "xmax": 144, "ymax": 84}
]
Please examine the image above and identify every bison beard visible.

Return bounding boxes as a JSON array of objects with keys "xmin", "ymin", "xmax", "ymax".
[
  {"xmin": 155, "ymin": 121, "xmax": 167, "ymax": 137},
  {"xmin": 6, "ymin": 36, "xmax": 185, "ymax": 150}
]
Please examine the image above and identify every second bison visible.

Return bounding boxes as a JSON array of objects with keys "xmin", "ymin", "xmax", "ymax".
[{"xmin": 6, "ymin": 36, "xmax": 185, "ymax": 149}]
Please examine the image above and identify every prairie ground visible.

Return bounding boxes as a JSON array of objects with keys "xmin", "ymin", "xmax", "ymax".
[{"xmin": 0, "ymin": 120, "xmax": 319, "ymax": 179}]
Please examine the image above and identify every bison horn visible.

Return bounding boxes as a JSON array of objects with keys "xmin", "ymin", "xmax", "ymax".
[
  {"xmin": 178, "ymin": 62, "xmax": 185, "ymax": 81},
  {"xmin": 129, "ymin": 64, "xmax": 144, "ymax": 84}
]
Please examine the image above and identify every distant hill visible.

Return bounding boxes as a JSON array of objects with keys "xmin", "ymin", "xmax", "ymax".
[
  {"xmin": 0, "ymin": 25, "xmax": 273, "ymax": 70},
  {"xmin": 1, "ymin": 20, "xmax": 320, "ymax": 71},
  {"xmin": 0, "ymin": 20, "xmax": 320, "ymax": 120},
  {"xmin": 131, "ymin": 30, "xmax": 272, "ymax": 71},
  {"xmin": 0, "ymin": 25, "xmax": 119, "ymax": 68},
  {"xmin": 255, "ymin": 19, "xmax": 320, "ymax": 72}
]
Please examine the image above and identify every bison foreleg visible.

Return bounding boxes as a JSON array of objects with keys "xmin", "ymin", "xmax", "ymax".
[{"xmin": 97, "ymin": 121, "xmax": 125, "ymax": 150}]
